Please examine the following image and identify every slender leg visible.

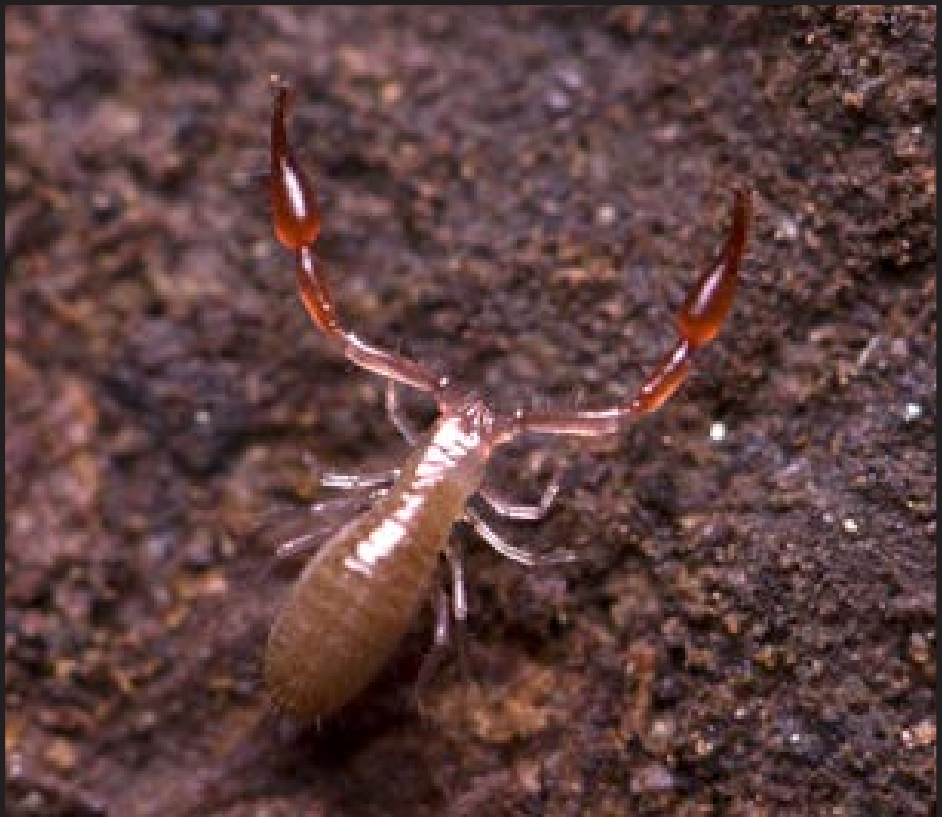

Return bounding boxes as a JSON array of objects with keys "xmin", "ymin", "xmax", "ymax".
[
  {"xmin": 477, "ymin": 462, "xmax": 564, "ymax": 521},
  {"xmin": 263, "ymin": 493, "xmax": 383, "ymax": 574},
  {"xmin": 445, "ymin": 543, "xmax": 467, "ymax": 623},
  {"xmin": 309, "ymin": 490, "xmax": 389, "ymax": 509},
  {"xmin": 302, "ymin": 450, "xmax": 399, "ymax": 490},
  {"xmin": 445, "ymin": 542, "xmax": 472, "ymax": 682},
  {"xmin": 319, "ymin": 470, "xmax": 399, "ymax": 490},
  {"xmin": 432, "ymin": 584, "xmax": 451, "ymax": 647},
  {"xmin": 414, "ymin": 583, "xmax": 452, "ymax": 704},
  {"xmin": 386, "ymin": 380, "xmax": 422, "ymax": 445},
  {"xmin": 271, "ymin": 531, "xmax": 322, "ymax": 566},
  {"xmin": 464, "ymin": 506, "xmax": 577, "ymax": 567},
  {"xmin": 262, "ymin": 529, "xmax": 328, "ymax": 582}
]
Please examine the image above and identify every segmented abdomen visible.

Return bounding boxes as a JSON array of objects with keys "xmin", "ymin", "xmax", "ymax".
[{"xmin": 264, "ymin": 485, "xmax": 454, "ymax": 721}]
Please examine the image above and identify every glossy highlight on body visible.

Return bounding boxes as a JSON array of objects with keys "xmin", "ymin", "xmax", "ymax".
[{"xmin": 263, "ymin": 76, "xmax": 752, "ymax": 722}]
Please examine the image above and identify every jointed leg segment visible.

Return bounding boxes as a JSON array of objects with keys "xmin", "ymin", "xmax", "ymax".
[
  {"xmin": 477, "ymin": 463, "xmax": 564, "ymax": 521},
  {"xmin": 416, "ymin": 549, "xmax": 470, "ymax": 695},
  {"xmin": 319, "ymin": 469, "xmax": 400, "ymax": 490},
  {"xmin": 464, "ymin": 505, "xmax": 578, "ymax": 567},
  {"xmin": 386, "ymin": 380, "xmax": 421, "ymax": 445}
]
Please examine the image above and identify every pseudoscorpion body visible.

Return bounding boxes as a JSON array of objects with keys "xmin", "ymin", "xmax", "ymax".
[{"xmin": 263, "ymin": 77, "xmax": 751, "ymax": 722}]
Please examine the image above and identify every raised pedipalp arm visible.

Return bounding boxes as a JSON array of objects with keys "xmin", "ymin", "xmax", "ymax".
[
  {"xmin": 499, "ymin": 188, "xmax": 751, "ymax": 441},
  {"xmin": 270, "ymin": 77, "xmax": 448, "ymax": 401}
]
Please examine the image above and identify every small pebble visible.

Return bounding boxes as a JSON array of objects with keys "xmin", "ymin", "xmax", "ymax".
[
  {"xmin": 908, "ymin": 632, "xmax": 930, "ymax": 664},
  {"xmin": 842, "ymin": 89, "xmax": 865, "ymax": 110},
  {"xmin": 631, "ymin": 762, "xmax": 675, "ymax": 794},
  {"xmin": 7, "ymin": 751, "xmax": 23, "ymax": 777},
  {"xmin": 652, "ymin": 123, "xmax": 680, "ymax": 144},
  {"xmin": 649, "ymin": 716, "xmax": 676, "ymax": 742},
  {"xmin": 44, "ymin": 737, "xmax": 77, "ymax": 772},
  {"xmin": 596, "ymin": 204, "xmax": 617, "ymax": 226},
  {"xmin": 774, "ymin": 216, "xmax": 799, "ymax": 242},
  {"xmin": 901, "ymin": 719, "xmax": 935, "ymax": 749},
  {"xmin": 889, "ymin": 337, "xmax": 909, "ymax": 357},
  {"xmin": 556, "ymin": 65, "xmax": 584, "ymax": 91},
  {"xmin": 545, "ymin": 88, "xmax": 570, "ymax": 113}
]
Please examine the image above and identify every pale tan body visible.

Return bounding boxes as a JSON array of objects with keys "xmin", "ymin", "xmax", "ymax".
[{"xmin": 265, "ymin": 409, "xmax": 490, "ymax": 720}]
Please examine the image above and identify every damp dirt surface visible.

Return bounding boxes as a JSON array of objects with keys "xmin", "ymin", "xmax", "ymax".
[{"xmin": 5, "ymin": 7, "xmax": 936, "ymax": 817}]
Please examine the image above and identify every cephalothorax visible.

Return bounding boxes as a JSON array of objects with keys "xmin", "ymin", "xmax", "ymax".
[{"xmin": 263, "ymin": 77, "xmax": 751, "ymax": 722}]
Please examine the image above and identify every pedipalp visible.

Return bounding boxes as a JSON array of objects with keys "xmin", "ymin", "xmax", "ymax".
[
  {"xmin": 270, "ymin": 76, "xmax": 452, "ymax": 404},
  {"xmin": 493, "ymin": 187, "xmax": 751, "ymax": 444}
]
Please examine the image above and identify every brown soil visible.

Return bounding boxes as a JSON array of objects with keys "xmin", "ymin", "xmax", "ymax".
[{"xmin": 6, "ymin": 7, "xmax": 935, "ymax": 816}]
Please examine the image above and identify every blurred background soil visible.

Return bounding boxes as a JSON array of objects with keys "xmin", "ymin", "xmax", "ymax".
[{"xmin": 5, "ymin": 6, "xmax": 935, "ymax": 816}]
